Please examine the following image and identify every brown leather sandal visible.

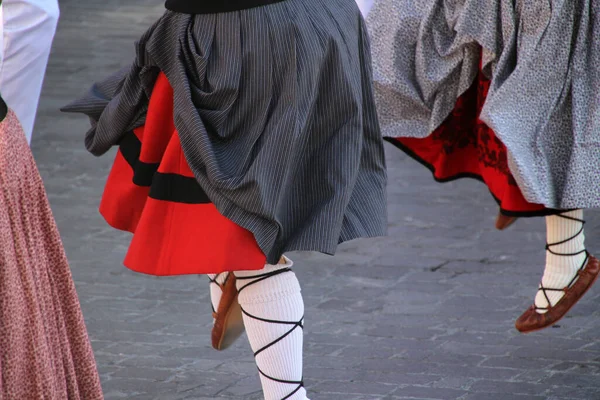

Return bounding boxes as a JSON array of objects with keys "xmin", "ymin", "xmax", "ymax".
[
  {"xmin": 495, "ymin": 211, "xmax": 518, "ymax": 230},
  {"xmin": 516, "ymin": 254, "xmax": 599, "ymax": 333},
  {"xmin": 211, "ymin": 273, "xmax": 245, "ymax": 350},
  {"xmin": 515, "ymin": 213, "xmax": 599, "ymax": 333}
]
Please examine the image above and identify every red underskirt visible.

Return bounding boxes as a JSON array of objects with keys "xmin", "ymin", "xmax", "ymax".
[
  {"xmin": 99, "ymin": 72, "xmax": 266, "ymax": 276},
  {"xmin": 389, "ymin": 67, "xmax": 554, "ymax": 217}
]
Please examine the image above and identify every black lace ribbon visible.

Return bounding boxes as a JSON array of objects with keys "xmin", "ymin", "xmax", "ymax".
[
  {"xmin": 236, "ymin": 268, "xmax": 305, "ymax": 399},
  {"xmin": 536, "ymin": 213, "xmax": 588, "ymax": 311}
]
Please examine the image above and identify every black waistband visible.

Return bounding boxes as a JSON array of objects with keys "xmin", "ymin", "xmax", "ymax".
[{"xmin": 165, "ymin": 0, "xmax": 286, "ymax": 14}]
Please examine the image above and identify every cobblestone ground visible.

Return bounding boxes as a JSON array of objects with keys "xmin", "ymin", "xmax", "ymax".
[{"xmin": 30, "ymin": 1, "xmax": 600, "ymax": 399}]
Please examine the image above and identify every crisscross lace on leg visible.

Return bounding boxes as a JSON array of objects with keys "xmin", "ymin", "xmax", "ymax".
[
  {"xmin": 236, "ymin": 267, "xmax": 305, "ymax": 400},
  {"xmin": 535, "ymin": 212, "xmax": 588, "ymax": 312}
]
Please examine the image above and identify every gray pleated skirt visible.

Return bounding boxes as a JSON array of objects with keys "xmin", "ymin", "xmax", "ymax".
[
  {"xmin": 62, "ymin": 0, "xmax": 387, "ymax": 265},
  {"xmin": 367, "ymin": 0, "xmax": 600, "ymax": 210}
]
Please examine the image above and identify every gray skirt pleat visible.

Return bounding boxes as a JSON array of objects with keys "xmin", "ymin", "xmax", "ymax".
[
  {"xmin": 367, "ymin": 0, "xmax": 600, "ymax": 210},
  {"xmin": 62, "ymin": 0, "xmax": 388, "ymax": 264}
]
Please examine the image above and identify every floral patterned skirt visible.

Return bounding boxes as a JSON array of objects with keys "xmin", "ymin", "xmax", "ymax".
[
  {"xmin": 0, "ymin": 110, "xmax": 103, "ymax": 399},
  {"xmin": 388, "ymin": 66, "xmax": 563, "ymax": 217}
]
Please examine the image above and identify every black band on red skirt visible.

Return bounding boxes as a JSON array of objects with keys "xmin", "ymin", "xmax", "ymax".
[
  {"xmin": 118, "ymin": 133, "xmax": 160, "ymax": 187},
  {"xmin": 149, "ymin": 173, "xmax": 211, "ymax": 204},
  {"xmin": 118, "ymin": 131, "xmax": 211, "ymax": 204},
  {"xmin": 165, "ymin": 0, "xmax": 286, "ymax": 14}
]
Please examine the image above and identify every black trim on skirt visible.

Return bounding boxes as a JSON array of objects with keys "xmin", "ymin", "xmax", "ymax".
[
  {"xmin": 0, "ymin": 95, "xmax": 7, "ymax": 123},
  {"xmin": 165, "ymin": 0, "xmax": 286, "ymax": 14},
  {"xmin": 118, "ymin": 131, "xmax": 211, "ymax": 204},
  {"xmin": 384, "ymin": 137, "xmax": 566, "ymax": 218}
]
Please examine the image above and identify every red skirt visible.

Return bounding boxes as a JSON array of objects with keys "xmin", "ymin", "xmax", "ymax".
[
  {"xmin": 388, "ymin": 66, "xmax": 558, "ymax": 217},
  {"xmin": 100, "ymin": 73, "xmax": 266, "ymax": 276}
]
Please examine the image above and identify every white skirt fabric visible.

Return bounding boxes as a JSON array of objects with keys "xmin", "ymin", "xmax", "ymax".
[{"xmin": 0, "ymin": 0, "xmax": 59, "ymax": 143}]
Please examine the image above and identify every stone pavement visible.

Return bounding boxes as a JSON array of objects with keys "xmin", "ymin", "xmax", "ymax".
[{"xmin": 31, "ymin": 1, "xmax": 600, "ymax": 399}]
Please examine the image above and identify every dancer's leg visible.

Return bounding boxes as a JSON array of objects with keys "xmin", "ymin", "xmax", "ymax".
[
  {"xmin": 534, "ymin": 210, "xmax": 587, "ymax": 312},
  {"xmin": 234, "ymin": 257, "xmax": 308, "ymax": 400}
]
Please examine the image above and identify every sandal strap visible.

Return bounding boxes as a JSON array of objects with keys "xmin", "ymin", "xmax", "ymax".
[
  {"xmin": 236, "ymin": 267, "xmax": 292, "ymax": 293},
  {"xmin": 545, "ymin": 213, "xmax": 586, "ymax": 257},
  {"xmin": 235, "ymin": 267, "xmax": 304, "ymax": 399},
  {"xmin": 536, "ymin": 212, "xmax": 587, "ymax": 311},
  {"xmin": 535, "ymin": 252, "xmax": 588, "ymax": 310}
]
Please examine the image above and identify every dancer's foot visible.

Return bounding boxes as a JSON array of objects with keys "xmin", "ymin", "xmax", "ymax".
[
  {"xmin": 235, "ymin": 256, "xmax": 308, "ymax": 400},
  {"xmin": 515, "ymin": 210, "xmax": 600, "ymax": 333},
  {"xmin": 515, "ymin": 254, "xmax": 599, "ymax": 333},
  {"xmin": 495, "ymin": 210, "xmax": 518, "ymax": 230}
]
